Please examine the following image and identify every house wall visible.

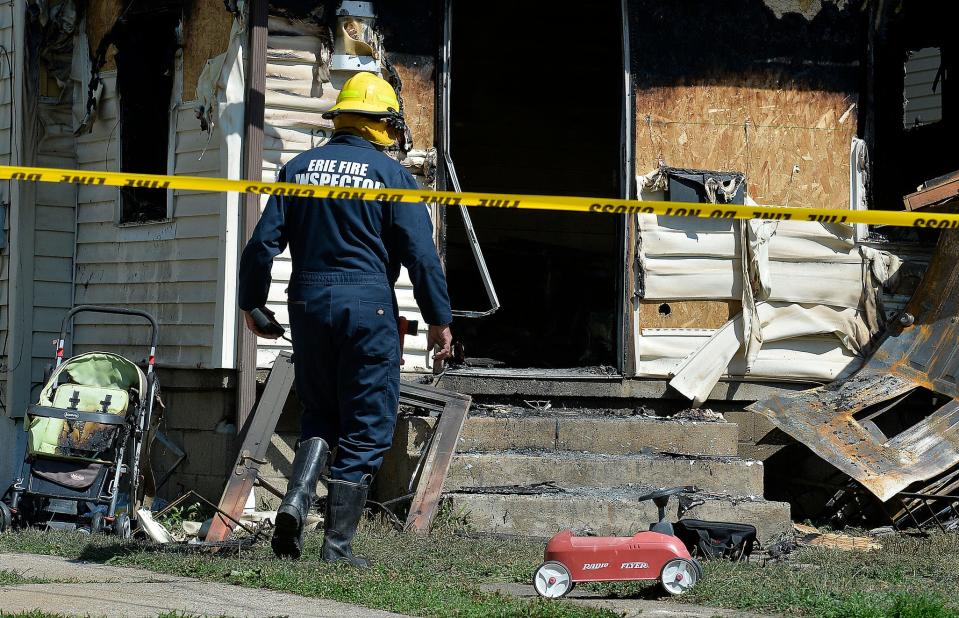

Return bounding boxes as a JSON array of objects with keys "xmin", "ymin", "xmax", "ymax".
[
  {"xmin": 67, "ymin": 2, "xmax": 239, "ymax": 502},
  {"xmin": 253, "ymin": 14, "xmax": 433, "ymax": 372},
  {"xmin": 71, "ymin": 72, "xmax": 224, "ymax": 367},
  {"xmin": 629, "ymin": 0, "xmax": 862, "ymax": 211},
  {"xmin": 0, "ymin": 0, "xmax": 19, "ymax": 482},
  {"xmin": 30, "ymin": 80, "xmax": 78, "ymax": 408},
  {"xmin": 0, "ymin": 3, "xmax": 15, "ymax": 415}
]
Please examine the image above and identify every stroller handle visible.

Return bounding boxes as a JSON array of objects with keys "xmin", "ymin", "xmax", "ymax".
[{"xmin": 57, "ymin": 305, "xmax": 160, "ymax": 374}]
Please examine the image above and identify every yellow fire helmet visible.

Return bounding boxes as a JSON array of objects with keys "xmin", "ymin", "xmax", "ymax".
[
  {"xmin": 323, "ymin": 72, "xmax": 400, "ymax": 118},
  {"xmin": 324, "ymin": 72, "xmax": 405, "ymax": 147}
]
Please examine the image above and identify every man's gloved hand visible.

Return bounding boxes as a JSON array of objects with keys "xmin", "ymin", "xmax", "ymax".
[
  {"xmin": 244, "ymin": 307, "xmax": 282, "ymax": 339},
  {"xmin": 428, "ymin": 324, "xmax": 453, "ymax": 361}
]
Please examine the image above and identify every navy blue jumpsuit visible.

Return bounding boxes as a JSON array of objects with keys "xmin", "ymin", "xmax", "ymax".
[{"xmin": 238, "ymin": 133, "xmax": 452, "ymax": 483}]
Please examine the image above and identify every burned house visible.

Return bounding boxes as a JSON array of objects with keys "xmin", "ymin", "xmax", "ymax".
[{"xmin": 0, "ymin": 0, "xmax": 956, "ymax": 539}]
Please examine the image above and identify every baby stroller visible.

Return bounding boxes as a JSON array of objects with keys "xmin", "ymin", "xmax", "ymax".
[{"xmin": 0, "ymin": 306, "xmax": 161, "ymax": 537}]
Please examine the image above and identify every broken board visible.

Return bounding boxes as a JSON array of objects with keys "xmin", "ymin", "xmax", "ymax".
[
  {"xmin": 640, "ymin": 300, "xmax": 741, "ymax": 330},
  {"xmin": 206, "ymin": 350, "xmax": 296, "ymax": 543},
  {"xmin": 207, "ymin": 352, "xmax": 471, "ymax": 541},
  {"xmin": 403, "ymin": 384, "xmax": 471, "ymax": 534}
]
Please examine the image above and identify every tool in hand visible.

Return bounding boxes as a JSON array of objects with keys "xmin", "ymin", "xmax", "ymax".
[{"xmin": 250, "ymin": 307, "xmax": 292, "ymax": 343}]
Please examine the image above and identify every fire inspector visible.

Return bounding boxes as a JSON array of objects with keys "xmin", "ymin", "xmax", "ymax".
[{"xmin": 237, "ymin": 72, "xmax": 453, "ymax": 565}]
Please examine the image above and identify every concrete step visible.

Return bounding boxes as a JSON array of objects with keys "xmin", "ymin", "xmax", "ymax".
[
  {"xmin": 445, "ymin": 487, "xmax": 792, "ymax": 544},
  {"xmin": 446, "ymin": 451, "xmax": 765, "ymax": 496},
  {"xmin": 458, "ymin": 416, "xmax": 738, "ymax": 456}
]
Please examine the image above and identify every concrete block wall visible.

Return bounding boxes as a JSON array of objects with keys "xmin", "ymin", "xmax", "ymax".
[
  {"xmin": 153, "ymin": 368, "xmax": 238, "ymax": 504},
  {"xmin": 722, "ymin": 409, "xmax": 792, "ymax": 461}
]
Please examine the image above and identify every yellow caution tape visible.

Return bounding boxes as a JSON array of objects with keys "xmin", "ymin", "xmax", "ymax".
[{"xmin": 1, "ymin": 164, "xmax": 956, "ymax": 229}]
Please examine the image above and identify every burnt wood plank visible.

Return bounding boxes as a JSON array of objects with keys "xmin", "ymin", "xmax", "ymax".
[
  {"xmin": 404, "ymin": 387, "xmax": 471, "ymax": 534},
  {"xmin": 206, "ymin": 351, "xmax": 294, "ymax": 542}
]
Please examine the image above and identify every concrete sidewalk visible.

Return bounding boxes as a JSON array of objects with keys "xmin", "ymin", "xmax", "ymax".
[{"xmin": 0, "ymin": 553, "xmax": 408, "ymax": 618}]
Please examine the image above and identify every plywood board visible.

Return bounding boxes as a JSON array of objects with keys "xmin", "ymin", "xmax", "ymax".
[
  {"xmin": 182, "ymin": 0, "xmax": 235, "ymax": 101},
  {"xmin": 635, "ymin": 75, "xmax": 858, "ymax": 210},
  {"xmin": 640, "ymin": 300, "xmax": 741, "ymax": 330},
  {"xmin": 85, "ymin": 0, "xmax": 123, "ymax": 70},
  {"xmin": 389, "ymin": 53, "xmax": 435, "ymax": 150}
]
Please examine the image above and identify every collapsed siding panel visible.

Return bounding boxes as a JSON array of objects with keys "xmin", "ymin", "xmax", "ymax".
[
  {"xmin": 627, "ymin": 1, "xmax": 879, "ymax": 394},
  {"xmin": 631, "ymin": 181, "xmax": 906, "ymax": 404},
  {"xmin": 254, "ymin": 15, "xmax": 433, "ymax": 371},
  {"xmin": 73, "ymin": 70, "xmax": 222, "ymax": 367}
]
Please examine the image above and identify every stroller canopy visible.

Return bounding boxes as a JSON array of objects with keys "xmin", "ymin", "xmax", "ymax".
[{"xmin": 39, "ymin": 352, "xmax": 146, "ymax": 403}]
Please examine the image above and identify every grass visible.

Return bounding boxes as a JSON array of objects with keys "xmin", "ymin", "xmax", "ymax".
[
  {"xmin": 584, "ymin": 531, "xmax": 959, "ymax": 617},
  {"xmin": 0, "ymin": 525, "xmax": 614, "ymax": 618},
  {"xmin": 0, "ymin": 569, "xmax": 45, "ymax": 585},
  {"xmin": 1, "ymin": 525, "xmax": 957, "ymax": 617}
]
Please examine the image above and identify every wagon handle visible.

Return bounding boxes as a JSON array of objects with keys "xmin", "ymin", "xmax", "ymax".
[{"xmin": 56, "ymin": 305, "xmax": 160, "ymax": 375}]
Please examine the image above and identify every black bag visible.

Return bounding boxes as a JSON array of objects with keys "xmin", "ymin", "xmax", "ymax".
[{"xmin": 673, "ymin": 519, "xmax": 758, "ymax": 561}]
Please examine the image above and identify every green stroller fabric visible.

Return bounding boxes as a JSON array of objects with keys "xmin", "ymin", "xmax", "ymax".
[{"xmin": 29, "ymin": 353, "xmax": 144, "ymax": 462}]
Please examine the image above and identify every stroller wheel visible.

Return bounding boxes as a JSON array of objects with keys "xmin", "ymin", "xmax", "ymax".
[
  {"xmin": 113, "ymin": 513, "xmax": 132, "ymax": 539},
  {"xmin": 90, "ymin": 512, "xmax": 104, "ymax": 534},
  {"xmin": 0, "ymin": 502, "xmax": 12, "ymax": 532}
]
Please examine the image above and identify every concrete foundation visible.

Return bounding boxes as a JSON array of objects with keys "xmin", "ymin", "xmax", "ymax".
[
  {"xmin": 153, "ymin": 367, "xmax": 238, "ymax": 504},
  {"xmin": 446, "ymin": 452, "xmax": 766, "ymax": 495},
  {"xmin": 447, "ymin": 490, "xmax": 793, "ymax": 544},
  {"xmin": 459, "ymin": 416, "xmax": 739, "ymax": 456}
]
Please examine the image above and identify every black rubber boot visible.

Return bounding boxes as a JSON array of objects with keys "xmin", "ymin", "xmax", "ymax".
[
  {"xmin": 320, "ymin": 476, "xmax": 371, "ymax": 568},
  {"xmin": 271, "ymin": 437, "xmax": 329, "ymax": 559}
]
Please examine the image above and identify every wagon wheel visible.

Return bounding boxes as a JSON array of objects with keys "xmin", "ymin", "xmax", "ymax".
[
  {"xmin": 660, "ymin": 558, "xmax": 699, "ymax": 595},
  {"xmin": 692, "ymin": 558, "xmax": 704, "ymax": 580},
  {"xmin": 533, "ymin": 561, "xmax": 574, "ymax": 599}
]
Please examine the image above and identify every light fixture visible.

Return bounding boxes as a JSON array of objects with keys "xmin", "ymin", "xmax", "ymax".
[{"xmin": 330, "ymin": 1, "xmax": 379, "ymax": 76}]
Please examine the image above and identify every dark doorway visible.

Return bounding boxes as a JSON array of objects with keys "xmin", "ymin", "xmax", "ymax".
[{"xmin": 444, "ymin": 1, "xmax": 625, "ymax": 370}]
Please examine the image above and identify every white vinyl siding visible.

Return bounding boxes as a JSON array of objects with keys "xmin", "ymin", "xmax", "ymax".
[
  {"xmin": 904, "ymin": 47, "xmax": 942, "ymax": 127},
  {"xmin": 72, "ymin": 71, "xmax": 223, "ymax": 367}
]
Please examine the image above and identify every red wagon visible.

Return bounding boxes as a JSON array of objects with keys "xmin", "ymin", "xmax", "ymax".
[{"xmin": 533, "ymin": 487, "xmax": 703, "ymax": 598}]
